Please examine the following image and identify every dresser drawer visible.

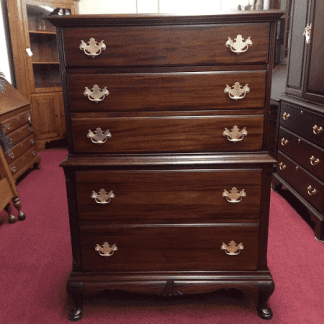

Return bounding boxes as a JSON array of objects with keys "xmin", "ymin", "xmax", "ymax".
[
  {"xmin": 76, "ymin": 169, "xmax": 262, "ymax": 223},
  {"xmin": 80, "ymin": 224, "xmax": 259, "ymax": 272},
  {"xmin": 71, "ymin": 115, "xmax": 264, "ymax": 153},
  {"xmin": 9, "ymin": 147, "xmax": 37, "ymax": 177},
  {"xmin": 278, "ymin": 128, "xmax": 324, "ymax": 182},
  {"xmin": 67, "ymin": 71, "xmax": 266, "ymax": 112},
  {"xmin": 280, "ymin": 102, "xmax": 324, "ymax": 149},
  {"xmin": 7, "ymin": 124, "xmax": 34, "ymax": 147},
  {"xmin": 277, "ymin": 152, "xmax": 324, "ymax": 213},
  {"xmin": 5, "ymin": 134, "xmax": 35, "ymax": 164},
  {"xmin": 64, "ymin": 23, "xmax": 269, "ymax": 67},
  {"xmin": 0, "ymin": 109, "xmax": 31, "ymax": 135}
]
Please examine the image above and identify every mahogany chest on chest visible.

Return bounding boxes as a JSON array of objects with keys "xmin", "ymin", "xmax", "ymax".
[{"xmin": 48, "ymin": 11, "xmax": 282, "ymax": 321}]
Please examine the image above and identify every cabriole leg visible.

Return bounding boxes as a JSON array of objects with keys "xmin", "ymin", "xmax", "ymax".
[
  {"xmin": 67, "ymin": 282, "xmax": 83, "ymax": 321},
  {"xmin": 257, "ymin": 282, "xmax": 275, "ymax": 320}
]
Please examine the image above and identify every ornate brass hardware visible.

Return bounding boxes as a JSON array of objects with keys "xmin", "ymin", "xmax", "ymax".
[
  {"xmin": 283, "ymin": 112, "xmax": 290, "ymax": 120},
  {"xmin": 223, "ymin": 125, "xmax": 247, "ymax": 142},
  {"xmin": 313, "ymin": 125, "xmax": 323, "ymax": 135},
  {"xmin": 95, "ymin": 242, "xmax": 118, "ymax": 257},
  {"xmin": 310, "ymin": 156, "xmax": 320, "ymax": 166},
  {"xmin": 87, "ymin": 128, "xmax": 112, "ymax": 144},
  {"xmin": 91, "ymin": 189, "xmax": 115, "ymax": 204},
  {"xmin": 222, "ymin": 187, "xmax": 246, "ymax": 203},
  {"xmin": 226, "ymin": 35, "xmax": 252, "ymax": 54},
  {"xmin": 7, "ymin": 151, "xmax": 14, "ymax": 159},
  {"xmin": 4, "ymin": 123, "xmax": 10, "ymax": 130},
  {"xmin": 10, "ymin": 166, "xmax": 16, "ymax": 173},
  {"xmin": 221, "ymin": 241, "xmax": 244, "ymax": 256},
  {"xmin": 224, "ymin": 82, "xmax": 250, "ymax": 100},
  {"xmin": 279, "ymin": 162, "xmax": 287, "ymax": 170},
  {"xmin": 80, "ymin": 38, "xmax": 106, "ymax": 57},
  {"xmin": 84, "ymin": 85, "xmax": 109, "ymax": 103},
  {"xmin": 27, "ymin": 114, "xmax": 32, "ymax": 124},
  {"xmin": 280, "ymin": 138, "xmax": 289, "ymax": 146},
  {"xmin": 307, "ymin": 185, "xmax": 316, "ymax": 196},
  {"xmin": 303, "ymin": 24, "xmax": 312, "ymax": 44},
  {"xmin": 30, "ymin": 139, "xmax": 35, "ymax": 144},
  {"xmin": 32, "ymin": 151, "xmax": 37, "ymax": 156}
]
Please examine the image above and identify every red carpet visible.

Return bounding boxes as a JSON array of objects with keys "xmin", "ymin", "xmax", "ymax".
[{"xmin": 0, "ymin": 150, "xmax": 323, "ymax": 324}]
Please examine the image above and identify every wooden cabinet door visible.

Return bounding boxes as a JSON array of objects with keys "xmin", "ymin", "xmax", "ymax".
[
  {"xmin": 304, "ymin": 0, "xmax": 324, "ymax": 104},
  {"xmin": 31, "ymin": 92, "xmax": 62, "ymax": 142}
]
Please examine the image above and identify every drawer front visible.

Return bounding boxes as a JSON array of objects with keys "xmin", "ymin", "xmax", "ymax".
[
  {"xmin": 0, "ymin": 110, "xmax": 31, "ymax": 135},
  {"xmin": 9, "ymin": 147, "xmax": 37, "ymax": 177},
  {"xmin": 277, "ymin": 152, "xmax": 324, "ymax": 213},
  {"xmin": 7, "ymin": 124, "xmax": 34, "ymax": 147},
  {"xmin": 76, "ymin": 170, "xmax": 262, "ymax": 222},
  {"xmin": 278, "ymin": 128, "xmax": 324, "ymax": 181},
  {"xmin": 5, "ymin": 134, "xmax": 35, "ymax": 164},
  {"xmin": 280, "ymin": 102, "xmax": 324, "ymax": 148},
  {"xmin": 64, "ymin": 23, "xmax": 269, "ymax": 67},
  {"xmin": 72, "ymin": 115, "xmax": 264, "ymax": 153},
  {"xmin": 80, "ymin": 224, "xmax": 259, "ymax": 272},
  {"xmin": 67, "ymin": 71, "xmax": 266, "ymax": 112}
]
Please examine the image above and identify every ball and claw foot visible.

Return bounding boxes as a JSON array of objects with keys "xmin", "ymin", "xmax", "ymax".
[
  {"xmin": 68, "ymin": 307, "xmax": 82, "ymax": 321},
  {"xmin": 257, "ymin": 305, "xmax": 273, "ymax": 320}
]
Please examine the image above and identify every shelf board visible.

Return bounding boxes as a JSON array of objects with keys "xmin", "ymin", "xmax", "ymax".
[
  {"xmin": 29, "ymin": 30, "xmax": 56, "ymax": 35},
  {"xmin": 32, "ymin": 62, "xmax": 60, "ymax": 64}
]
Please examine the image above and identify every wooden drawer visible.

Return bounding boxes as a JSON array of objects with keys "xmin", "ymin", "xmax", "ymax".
[
  {"xmin": 80, "ymin": 224, "xmax": 259, "ymax": 272},
  {"xmin": 67, "ymin": 71, "xmax": 266, "ymax": 112},
  {"xmin": 7, "ymin": 124, "xmax": 34, "ymax": 147},
  {"xmin": 0, "ymin": 109, "xmax": 31, "ymax": 135},
  {"xmin": 71, "ymin": 115, "xmax": 264, "ymax": 153},
  {"xmin": 76, "ymin": 169, "xmax": 262, "ymax": 223},
  {"xmin": 280, "ymin": 102, "xmax": 324, "ymax": 149},
  {"xmin": 278, "ymin": 127, "xmax": 324, "ymax": 182},
  {"xmin": 5, "ymin": 134, "xmax": 35, "ymax": 164},
  {"xmin": 9, "ymin": 147, "xmax": 37, "ymax": 177},
  {"xmin": 277, "ymin": 152, "xmax": 324, "ymax": 213},
  {"xmin": 63, "ymin": 23, "xmax": 269, "ymax": 67}
]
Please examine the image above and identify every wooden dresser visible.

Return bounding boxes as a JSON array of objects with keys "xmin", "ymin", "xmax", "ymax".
[
  {"xmin": 0, "ymin": 81, "xmax": 41, "ymax": 181},
  {"xmin": 48, "ymin": 10, "xmax": 282, "ymax": 321}
]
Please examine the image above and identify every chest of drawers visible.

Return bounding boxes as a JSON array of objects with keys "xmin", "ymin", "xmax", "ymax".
[{"xmin": 48, "ymin": 11, "xmax": 282, "ymax": 321}]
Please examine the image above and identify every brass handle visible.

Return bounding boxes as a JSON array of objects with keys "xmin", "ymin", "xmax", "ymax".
[
  {"xmin": 307, "ymin": 185, "xmax": 317, "ymax": 196},
  {"xmin": 32, "ymin": 151, "xmax": 37, "ymax": 156},
  {"xmin": 310, "ymin": 156, "xmax": 320, "ymax": 166},
  {"xmin": 279, "ymin": 162, "xmax": 287, "ymax": 170},
  {"xmin": 283, "ymin": 112, "xmax": 290, "ymax": 120},
  {"xmin": 281, "ymin": 138, "xmax": 289, "ymax": 146},
  {"xmin": 223, "ymin": 125, "xmax": 247, "ymax": 142},
  {"xmin": 221, "ymin": 241, "xmax": 244, "ymax": 256},
  {"xmin": 91, "ymin": 189, "xmax": 115, "ymax": 204},
  {"xmin": 87, "ymin": 128, "xmax": 112, "ymax": 144},
  {"xmin": 80, "ymin": 38, "xmax": 106, "ymax": 57},
  {"xmin": 84, "ymin": 85, "xmax": 109, "ymax": 102},
  {"xmin": 226, "ymin": 35, "xmax": 252, "ymax": 54},
  {"xmin": 303, "ymin": 24, "xmax": 312, "ymax": 44},
  {"xmin": 224, "ymin": 82, "xmax": 250, "ymax": 100},
  {"xmin": 30, "ymin": 139, "xmax": 35, "ymax": 144},
  {"xmin": 7, "ymin": 152, "xmax": 14, "ymax": 159},
  {"xmin": 4, "ymin": 123, "xmax": 10, "ymax": 131},
  {"xmin": 10, "ymin": 166, "xmax": 16, "ymax": 173},
  {"xmin": 95, "ymin": 242, "xmax": 118, "ymax": 257},
  {"xmin": 222, "ymin": 187, "xmax": 246, "ymax": 203},
  {"xmin": 27, "ymin": 114, "xmax": 32, "ymax": 124},
  {"xmin": 313, "ymin": 125, "xmax": 323, "ymax": 135}
]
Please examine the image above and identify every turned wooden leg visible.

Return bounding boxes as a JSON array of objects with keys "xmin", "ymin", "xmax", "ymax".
[
  {"xmin": 4, "ymin": 203, "xmax": 16, "ymax": 223},
  {"xmin": 257, "ymin": 281, "xmax": 275, "ymax": 320},
  {"xmin": 67, "ymin": 282, "xmax": 83, "ymax": 321},
  {"xmin": 12, "ymin": 197, "xmax": 26, "ymax": 221}
]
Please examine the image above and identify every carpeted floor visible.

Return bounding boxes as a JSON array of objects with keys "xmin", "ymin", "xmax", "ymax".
[{"xmin": 0, "ymin": 150, "xmax": 323, "ymax": 324}]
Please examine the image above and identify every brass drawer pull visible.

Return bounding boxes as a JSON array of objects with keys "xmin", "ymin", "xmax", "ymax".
[
  {"xmin": 224, "ymin": 82, "xmax": 250, "ymax": 100},
  {"xmin": 4, "ymin": 123, "xmax": 10, "ymax": 130},
  {"xmin": 80, "ymin": 38, "xmax": 106, "ymax": 57},
  {"xmin": 32, "ymin": 151, "xmax": 37, "ymax": 156},
  {"xmin": 280, "ymin": 138, "xmax": 289, "ymax": 146},
  {"xmin": 95, "ymin": 242, "xmax": 118, "ymax": 257},
  {"xmin": 313, "ymin": 125, "xmax": 323, "ymax": 135},
  {"xmin": 307, "ymin": 185, "xmax": 317, "ymax": 196},
  {"xmin": 27, "ymin": 114, "xmax": 32, "ymax": 124},
  {"xmin": 279, "ymin": 162, "xmax": 287, "ymax": 170},
  {"xmin": 226, "ymin": 35, "xmax": 252, "ymax": 54},
  {"xmin": 10, "ymin": 166, "xmax": 16, "ymax": 173},
  {"xmin": 84, "ymin": 84, "xmax": 109, "ymax": 103},
  {"xmin": 221, "ymin": 241, "xmax": 244, "ymax": 256},
  {"xmin": 91, "ymin": 189, "xmax": 115, "ymax": 204},
  {"xmin": 283, "ymin": 112, "xmax": 290, "ymax": 120},
  {"xmin": 310, "ymin": 156, "xmax": 320, "ymax": 166},
  {"xmin": 222, "ymin": 187, "xmax": 246, "ymax": 203},
  {"xmin": 223, "ymin": 125, "xmax": 247, "ymax": 142},
  {"xmin": 87, "ymin": 128, "xmax": 112, "ymax": 144},
  {"xmin": 30, "ymin": 139, "xmax": 35, "ymax": 144},
  {"xmin": 303, "ymin": 24, "xmax": 312, "ymax": 44},
  {"xmin": 7, "ymin": 151, "xmax": 14, "ymax": 159}
]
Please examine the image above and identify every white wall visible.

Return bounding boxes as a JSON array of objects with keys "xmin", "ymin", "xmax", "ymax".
[{"xmin": 0, "ymin": 3, "xmax": 11, "ymax": 83}]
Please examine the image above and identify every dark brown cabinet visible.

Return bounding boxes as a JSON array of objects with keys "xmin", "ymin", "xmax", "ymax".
[{"xmin": 274, "ymin": 0, "xmax": 324, "ymax": 241}]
